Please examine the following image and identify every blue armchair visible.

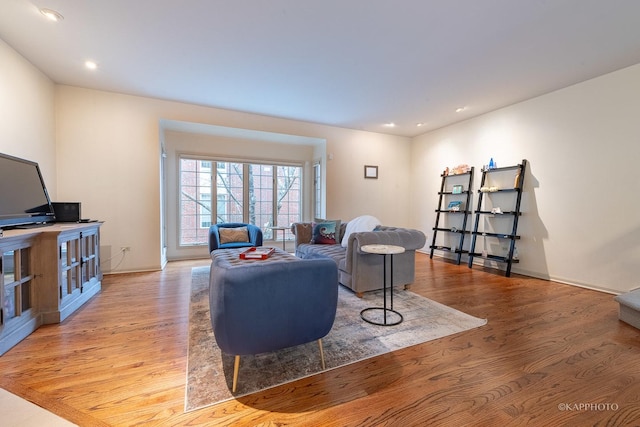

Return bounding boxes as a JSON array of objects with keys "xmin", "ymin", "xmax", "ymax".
[{"xmin": 209, "ymin": 223, "xmax": 263, "ymax": 252}]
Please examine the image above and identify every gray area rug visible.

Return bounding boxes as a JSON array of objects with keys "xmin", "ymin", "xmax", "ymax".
[{"xmin": 186, "ymin": 266, "xmax": 487, "ymax": 411}]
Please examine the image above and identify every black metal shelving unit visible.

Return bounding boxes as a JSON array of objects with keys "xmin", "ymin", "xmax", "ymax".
[
  {"xmin": 429, "ymin": 167, "xmax": 474, "ymax": 265},
  {"xmin": 468, "ymin": 159, "xmax": 527, "ymax": 277}
]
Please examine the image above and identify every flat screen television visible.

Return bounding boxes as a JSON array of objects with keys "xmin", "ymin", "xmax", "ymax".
[{"xmin": 0, "ymin": 152, "xmax": 56, "ymax": 229}]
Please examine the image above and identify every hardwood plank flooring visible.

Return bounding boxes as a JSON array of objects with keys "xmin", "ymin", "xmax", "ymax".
[{"xmin": 1, "ymin": 254, "xmax": 639, "ymax": 426}]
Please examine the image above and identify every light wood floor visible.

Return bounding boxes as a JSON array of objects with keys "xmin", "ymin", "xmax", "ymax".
[{"xmin": 1, "ymin": 253, "xmax": 639, "ymax": 426}]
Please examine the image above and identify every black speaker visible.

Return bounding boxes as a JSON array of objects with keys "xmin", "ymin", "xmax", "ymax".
[{"xmin": 52, "ymin": 202, "xmax": 81, "ymax": 222}]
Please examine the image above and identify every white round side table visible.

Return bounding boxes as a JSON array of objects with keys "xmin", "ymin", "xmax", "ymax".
[
  {"xmin": 267, "ymin": 226, "xmax": 288, "ymax": 250},
  {"xmin": 359, "ymin": 244, "xmax": 405, "ymax": 326}
]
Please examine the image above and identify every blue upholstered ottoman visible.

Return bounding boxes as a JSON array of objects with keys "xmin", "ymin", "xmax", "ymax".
[{"xmin": 209, "ymin": 247, "xmax": 339, "ymax": 392}]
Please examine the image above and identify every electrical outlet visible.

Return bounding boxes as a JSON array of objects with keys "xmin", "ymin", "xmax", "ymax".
[{"xmin": 121, "ymin": 246, "xmax": 131, "ymax": 252}]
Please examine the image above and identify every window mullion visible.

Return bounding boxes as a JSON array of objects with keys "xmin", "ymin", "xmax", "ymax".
[
  {"xmin": 272, "ymin": 165, "xmax": 278, "ymax": 228},
  {"xmin": 243, "ymin": 164, "xmax": 250, "ymax": 223},
  {"xmin": 211, "ymin": 163, "xmax": 217, "ymax": 225}
]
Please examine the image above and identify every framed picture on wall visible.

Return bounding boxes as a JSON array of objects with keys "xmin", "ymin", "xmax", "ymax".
[{"xmin": 364, "ymin": 165, "xmax": 378, "ymax": 179}]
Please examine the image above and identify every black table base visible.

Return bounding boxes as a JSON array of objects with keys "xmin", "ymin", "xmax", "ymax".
[
  {"xmin": 360, "ymin": 307, "xmax": 403, "ymax": 326},
  {"xmin": 360, "ymin": 251, "xmax": 404, "ymax": 326}
]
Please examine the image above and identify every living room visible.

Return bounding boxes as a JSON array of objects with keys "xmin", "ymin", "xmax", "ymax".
[
  {"xmin": 3, "ymin": 36, "xmax": 640, "ymax": 295},
  {"xmin": 1, "ymin": 2, "xmax": 640, "ymax": 425}
]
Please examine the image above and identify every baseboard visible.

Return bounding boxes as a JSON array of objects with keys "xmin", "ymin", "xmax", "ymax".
[
  {"xmin": 103, "ymin": 266, "xmax": 163, "ymax": 275},
  {"xmin": 422, "ymin": 250, "xmax": 620, "ymax": 296}
]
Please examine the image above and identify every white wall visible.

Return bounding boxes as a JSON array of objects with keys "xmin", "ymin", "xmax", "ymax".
[
  {"xmin": 55, "ymin": 86, "xmax": 412, "ymax": 273},
  {"xmin": 325, "ymin": 127, "xmax": 413, "ymax": 225},
  {"xmin": 411, "ymin": 63, "xmax": 640, "ymax": 294},
  {"xmin": 0, "ymin": 39, "xmax": 56, "ymax": 194}
]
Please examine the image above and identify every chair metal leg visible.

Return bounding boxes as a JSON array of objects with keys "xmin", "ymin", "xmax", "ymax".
[
  {"xmin": 232, "ymin": 355, "xmax": 240, "ymax": 392},
  {"xmin": 318, "ymin": 339, "xmax": 326, "ymax": 370}
]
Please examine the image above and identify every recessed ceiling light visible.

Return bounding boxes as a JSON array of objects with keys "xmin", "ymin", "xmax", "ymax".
[
  {"xmin": 40, "ymin": 8, "xmax": 64, "ymax": 22},
  {"xmin": 384, "ymin": 122, "xmax": 396, "ymax": 127},
  {"xmin": 416, "ymin": 123, "xmax": 425, "ymax": 127},
  {"xmin": 85, "ymin": 60, "xmax": 98, "ymax": 70},
  {"xmin": 455, "ymin": 107, "xmax": 467, "ymax": 113}
]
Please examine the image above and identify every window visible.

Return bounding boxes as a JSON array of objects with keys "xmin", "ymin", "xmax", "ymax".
[
  {"xmin": 251, "ymin": 164, "xmax": 273, "ymax": 232},
  {"xmin": 313, "ymin": 162, "xmax": 321, "ymax": 219},
  {"xmin": 277, "ymin": 165, "xmax": 302, "ymax": 235},
  {"xmin": 216, "ymin": 162, "xmax": 244, "ymax": 224},
  {"xmin": 179, "ymin": 157, "xmax": 302, "ymax": 246},
  {"xmin": 179, "ymin": 159, "xmax": 212, "ymax": 246},
  {"xmin": 199, "ymin": 194, "xmax": 211, "ymax": 228}
]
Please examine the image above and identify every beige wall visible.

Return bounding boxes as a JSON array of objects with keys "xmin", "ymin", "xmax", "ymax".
[
  {"xmin": 0, "ymin": 39, "xmax": 56, "ymax": 195},
  {"xmin": 54, "ymin": 86, "xmax": 412, "ymax": 272},
  {"xmin": 0, "ymin": 36, "xmax": 411, "ymax": 273},
  {"xmin": 411, "ymin": 63, "xmax": 640, "ymax": 294}
]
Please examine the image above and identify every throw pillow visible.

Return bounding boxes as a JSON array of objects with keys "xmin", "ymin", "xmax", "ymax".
[
  {"xmin": 311, "ymin": 221, "xmax": 340, "ymax": 245},
  {"xmin": 314, "ymin": 218, "xmax": 343, "ymax": 242},
  {"xmin": 219, "ymin": 227, "xmax": 250, "ymax": 244},
  {"xmin": 341, "ymin": 215, "xmax": 381, "ymax": 247}
]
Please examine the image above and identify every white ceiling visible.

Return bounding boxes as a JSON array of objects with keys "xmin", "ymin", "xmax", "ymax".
[{"xmin": 2, "ymin": 1, "xmax": 640, "ymax": 137}]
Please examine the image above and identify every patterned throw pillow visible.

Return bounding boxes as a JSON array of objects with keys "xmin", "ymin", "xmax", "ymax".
[
  {"xmin": 219, "ymin": 227, "xmax": 250, "ymax": 244},
  {"xmin": 314, "ymin": 218, "xmax": 343, "ymax": 242},
  {"xmin": 311, "ymin": 221, "xmax": 340, "ymax": 245}
]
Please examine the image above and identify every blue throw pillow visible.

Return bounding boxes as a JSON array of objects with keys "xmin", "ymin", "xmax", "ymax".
[{"xmin": 311, "ymin": 221, "xmax": 340, "ymax": 244}]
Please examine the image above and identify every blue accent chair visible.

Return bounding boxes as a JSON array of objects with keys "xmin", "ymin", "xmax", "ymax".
[{"xmin": 208, "ymin": 223, "xmax": 263, "ymax": 252}]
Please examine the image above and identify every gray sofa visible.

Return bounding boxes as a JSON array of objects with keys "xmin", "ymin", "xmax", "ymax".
[{"xmin": 292, "ymin": 222, "xmax": 426, "ymax": 296}]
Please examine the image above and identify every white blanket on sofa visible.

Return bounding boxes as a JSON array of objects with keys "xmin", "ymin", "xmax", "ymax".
[{"xmin": 341, "ymin": 215, "xmax": 381, "ymax": 247}]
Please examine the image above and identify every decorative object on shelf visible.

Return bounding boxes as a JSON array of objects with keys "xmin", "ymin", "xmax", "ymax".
[
  {"xmin": 449, "ymin": 164, "xmax": 471, "ymax": 175},
  {"xmin": 429, "ymin": 166, "xmax": 474, "ymax": 265},
  {"xmin": 443, "ymin": 167, "xmax": 449, "ymax": 176},
  {"xmin": 482, "ymin": 158, "xmax": 499, "ymax": 172},
  {"xmin": 447, "ymin": 201, "xmax": 463, "ymax": 211},
  {"xmin": 468, "ymin": 159, "xmax": 527, "ymax": 277},
  {"xmin": 364, "ymin": 165, "xmax": 378, "ymax": 179}
]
